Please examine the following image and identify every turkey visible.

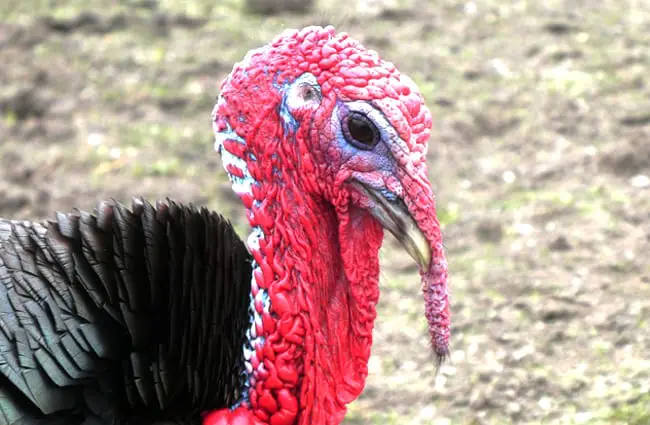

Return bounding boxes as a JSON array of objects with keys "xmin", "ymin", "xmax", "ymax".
[{"xmin": 0, "ymin": 25, "xmax": 450, "ymax": 425}]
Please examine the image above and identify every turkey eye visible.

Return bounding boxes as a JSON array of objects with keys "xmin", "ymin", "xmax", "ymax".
[{"xmin": 344, "ymin": 112, "xmax": 379, "ymax": 150}]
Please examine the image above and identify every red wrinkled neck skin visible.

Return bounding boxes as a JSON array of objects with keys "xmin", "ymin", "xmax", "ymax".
[
  {"xmin": 258, "ymin": 191, "xmax": 383, "ymax": 425},
  {"xmin": 245, "ymin": 137, "xmax": 385, "ymax": 425},
  {"xmin": 213, "ymin": 102, "xmax": 384, "ymax": 425},
  {"xmin": 244, "ymin": 166, "xmax": 384, "ymax": 424}
]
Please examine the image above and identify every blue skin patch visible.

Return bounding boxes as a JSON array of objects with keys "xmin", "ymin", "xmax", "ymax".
[
  {"xmin": 278, "ymin": 95, "xmax": 300, "ymax": 137},
  {"xmin": 333, "ymin": 100, "xmax": 403, "ymax": 200},
  {"xmin": 273, "ymin": 72, "xmax": 298, "ymax": 137},
  {"xmin": 380, "ymin": 188, "xmax": 397, "ymax": 201},
  {"xmin": 335, "ymin": 106, "xmax": 396, "ymax": 166}
]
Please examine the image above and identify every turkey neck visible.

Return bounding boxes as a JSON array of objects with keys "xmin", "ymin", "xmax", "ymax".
[{"xmin": 243, "ymin": 178, "xmax": 384, "ymax": 425}]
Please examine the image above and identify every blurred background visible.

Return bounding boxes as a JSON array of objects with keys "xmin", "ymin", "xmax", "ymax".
[{"xmin": 0, "ymin": 0, "xmax": 648, "ymax": 423}]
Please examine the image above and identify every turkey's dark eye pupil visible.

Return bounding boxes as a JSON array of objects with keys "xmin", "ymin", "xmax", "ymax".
[{"xmin": 347, "ymin": 115, "xmax": 377, "ymax": 147}]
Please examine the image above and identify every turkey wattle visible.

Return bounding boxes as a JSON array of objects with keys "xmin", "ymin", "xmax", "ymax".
[{"xmin": 0, "ymin": 25, "xmax": 450, "ymax": 425}]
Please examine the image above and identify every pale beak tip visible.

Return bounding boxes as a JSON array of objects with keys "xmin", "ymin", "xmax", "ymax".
[{"xmin": 406, "ymin": 224, "xmax": 432, "ymax": 271}]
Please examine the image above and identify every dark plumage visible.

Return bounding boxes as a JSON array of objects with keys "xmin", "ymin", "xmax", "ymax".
[{"xmin": 0, "ymin": 199, "xmax": 252, "ymax": 425}]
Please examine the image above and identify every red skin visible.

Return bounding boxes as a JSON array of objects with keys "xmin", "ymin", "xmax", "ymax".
[
  {"xmin": 208, "ymin": 26, "xmax": 449, "ymax": 425},
  {"xmin": 204, "ymin": 407, "xmax": 264, "ymax": 425}
]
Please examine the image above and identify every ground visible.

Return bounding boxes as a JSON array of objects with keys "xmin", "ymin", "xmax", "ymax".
[{"xmin": 1, "ymin": 0, "xmax": 649, "ymax": 424}]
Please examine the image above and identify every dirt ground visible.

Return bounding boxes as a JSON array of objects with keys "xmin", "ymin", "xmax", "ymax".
[{"xmin": 1, "ymin": 0, "xmax": 649, "ymax": 424}]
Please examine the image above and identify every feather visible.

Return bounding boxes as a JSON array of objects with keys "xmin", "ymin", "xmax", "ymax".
[{"xmin": 0, "ymin": 199, "xmax": 252, "ymax": 424}]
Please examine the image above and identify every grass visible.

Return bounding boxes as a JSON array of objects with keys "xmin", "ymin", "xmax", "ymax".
[{"xmin": 607, "ymin": 393, "xmax": 650, "ymax": 425}]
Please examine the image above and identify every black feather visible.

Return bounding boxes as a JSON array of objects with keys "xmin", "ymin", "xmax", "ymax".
[{"xmin": 0, "ymin": 199, "xmax": 252, "ymax": 424}]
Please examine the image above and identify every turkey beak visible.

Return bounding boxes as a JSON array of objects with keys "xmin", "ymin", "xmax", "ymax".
[{"xmin": 352, "ymin": 182, "xmax": 432, "ymax": 270}]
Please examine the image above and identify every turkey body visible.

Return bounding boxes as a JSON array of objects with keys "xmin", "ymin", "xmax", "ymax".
[{"xmin": 0, "ymin": 199, "xmax": 253, "ymax": 425}]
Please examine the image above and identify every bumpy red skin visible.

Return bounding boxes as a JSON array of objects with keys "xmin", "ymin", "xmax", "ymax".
[{"xmin": 208, "ymin": 26, "xmax": 449, "ymax": 425}]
